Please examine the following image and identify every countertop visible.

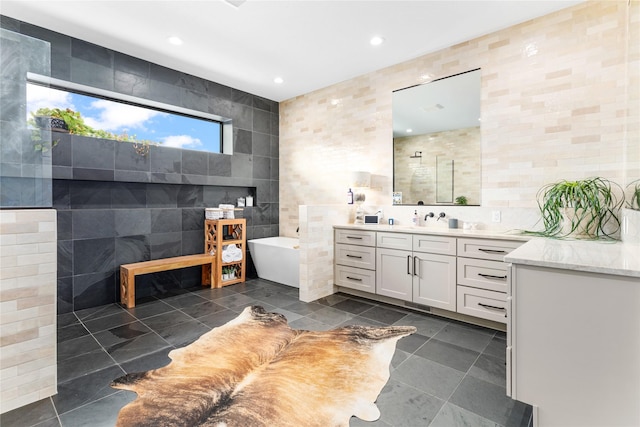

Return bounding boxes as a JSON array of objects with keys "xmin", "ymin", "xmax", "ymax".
[
  {"xmin": 333, "ymin": 224, "xmax": 531, "ymax": 242},
  {"xmin": 505, "ymin": 238, "xmax": 640, "ymax": 278}
]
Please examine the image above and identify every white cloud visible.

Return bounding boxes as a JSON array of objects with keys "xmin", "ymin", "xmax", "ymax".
[
  {"xmin": 84, "ymin": 99, "xmax": 165, "ymax": 132},
  {"xmin": 161, "ymin": 135, "xmax": 203, "ymax": 149},
  {"xmin": 26, "ymin": 84, "xmax": 73, "ymax": 118}
]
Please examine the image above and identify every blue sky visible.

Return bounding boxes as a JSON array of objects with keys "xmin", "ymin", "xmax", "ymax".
[{"xmin": 26, "ymin": 83, "xmax": 221, "ymax": 152}]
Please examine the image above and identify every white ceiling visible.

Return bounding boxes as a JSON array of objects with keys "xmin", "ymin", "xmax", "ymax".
[{"xmin": 0, "ymin": 0, "xmax": 583, "ymax": 102}]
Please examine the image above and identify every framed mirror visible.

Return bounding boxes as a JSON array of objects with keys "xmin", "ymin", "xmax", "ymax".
[{"xmin": 393, "ymin": 69, "xmax": 481, "ymax": 206}]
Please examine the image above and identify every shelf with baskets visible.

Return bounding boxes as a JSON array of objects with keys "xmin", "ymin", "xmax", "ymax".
[{"xmin": 204, "ymin": 218, "xmax": 246, "ymax": 287}]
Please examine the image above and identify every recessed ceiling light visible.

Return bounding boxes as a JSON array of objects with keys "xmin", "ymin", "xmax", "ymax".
[
  {"xmin": 168, "ymin": 36, "xmax": 183, "ymax": 46},
  {"xmin": 274, "ymin": 77, "xmax": 284, "ymax": 84},
  {"xmin": 370, "ymin": 36, "xmax": 385, "ymax": 46},
  {"xmin": 406, "ymin": 128, "xmax": 413, "ymax": 133}
]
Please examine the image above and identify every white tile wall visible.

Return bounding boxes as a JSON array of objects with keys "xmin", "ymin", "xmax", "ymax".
[
  {"xmin": 0, "ymin": 209, "xmax": 57, "ymax": 414},
  {"xmin": 280, "ymin": 1, "xmax": 638, "ymax": 225},
  {"xmin": 281, "ymin": 1, "xmax": 638, "ymax": 299}
]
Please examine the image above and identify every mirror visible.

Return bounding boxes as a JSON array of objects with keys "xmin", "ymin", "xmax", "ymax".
[{"xmin": 393, "ymin": 69, "xmax": 481, "ymax": 206}]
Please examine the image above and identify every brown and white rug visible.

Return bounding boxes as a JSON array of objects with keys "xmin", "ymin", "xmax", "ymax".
[{"xmin": 111, "ymin": 305, "xmax": 416, "ymax": 426}]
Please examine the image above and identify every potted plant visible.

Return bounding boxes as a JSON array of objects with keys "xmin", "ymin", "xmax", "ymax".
[
  {"xmin": 455, "ymin": 195, "xmax": 468, "ymax": 205},
  {"xmin": 30, "ymin": 107, "xmax": 85, "ymax": 151},
  {"xmin": 29, "ymin": 107, "xmax": 92, "ymax": 134},
  {"xmin": 525, "ymin": 177, "xmax": 623, "ymax": 239}
]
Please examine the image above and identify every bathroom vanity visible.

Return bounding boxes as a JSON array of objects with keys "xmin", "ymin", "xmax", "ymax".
[
  {"xmin": 333, "ymin": 225, "xmax": 528, "ymax": 328},
  {"xmin": 505, "ymin": 238, "xmax": 640, "ymax": 427},
  {"xmin": 334, "ymin": 225, "xmax": 640, "ymax": 426}
]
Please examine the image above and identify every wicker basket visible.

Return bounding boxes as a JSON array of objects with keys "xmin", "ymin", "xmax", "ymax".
[{"xmin": 205, "ymin": 208, "xmax": 223, "ymax": 220}]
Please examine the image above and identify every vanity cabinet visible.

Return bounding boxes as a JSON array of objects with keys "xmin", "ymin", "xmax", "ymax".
[
  {"xmin": 506, "ymin": 240, "xmax": 640, "ymax": 427},
  {"xmin": 334, "ymin": 229, "xmax": 376, "ymax": 292},
  {"xmin": 333, "ymin": 226, "xmax": 527, "ymax": 328},
  {"xmin": 456, "ymin": 238, "xmax": 523, "ymax": 324},
  {"xmin": 376, "ymin": 232, "xmax": 457, "ymax": 311}
]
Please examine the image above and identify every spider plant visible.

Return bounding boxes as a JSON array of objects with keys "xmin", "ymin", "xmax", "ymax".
[
  {"xmin": 455, "ymin": 195, "xmax": 468, "ymax": 205},
  {"xmin": 524, "ymin": 177, "xmax": 623, "ymax": 239}
]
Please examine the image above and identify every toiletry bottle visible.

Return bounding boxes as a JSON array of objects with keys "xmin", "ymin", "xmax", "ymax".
[
  {"xmin": 347, "ymin": 188, "xmax": 354, "ymax": 204},
  {"xmin": 412, "ymin": 210, "xmax": 419, "ymax": 226}
]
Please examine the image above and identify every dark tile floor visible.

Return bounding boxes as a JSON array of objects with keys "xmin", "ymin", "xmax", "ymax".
[{"xmin": 1, "ymin": 279, "xmax": 532, "ymax": 427}]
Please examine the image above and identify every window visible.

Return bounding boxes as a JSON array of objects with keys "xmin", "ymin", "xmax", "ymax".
[{"xmin": 26, "ymin": 74, "xmax": 232, "ymax": 154}]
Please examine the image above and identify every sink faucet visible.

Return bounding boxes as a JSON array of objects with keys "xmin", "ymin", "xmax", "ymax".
[
  {"xmin": 424, "ymin": 212, "xmax": 434, "ymax": 221},
  {"xmin": 437, "ymin": 212, "xmax": 446, "ymax": 221}
]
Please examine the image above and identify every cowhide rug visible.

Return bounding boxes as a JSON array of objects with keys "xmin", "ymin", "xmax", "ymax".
[{"xmin": 111, "ymin": 305, "xmax": 416, "ymax": 426}]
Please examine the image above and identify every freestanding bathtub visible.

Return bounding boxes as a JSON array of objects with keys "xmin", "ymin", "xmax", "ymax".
[{"xmin": 247, "ymin": 237, "xmax": 300, "ymax": 288}]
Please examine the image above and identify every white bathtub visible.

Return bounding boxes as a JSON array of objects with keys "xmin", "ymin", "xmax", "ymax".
[{"xmin": 248, "ymin": 237, "xmax": 300, "ymax": 288}]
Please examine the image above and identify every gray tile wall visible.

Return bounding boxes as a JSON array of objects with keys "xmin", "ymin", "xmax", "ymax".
[
  {"xmin": 1, "ymin": 15, "xmax": 280, "ymax": 312},
  {"xmin": 0, "ymin": 27, "xmax": 52, "ymax": 207}
]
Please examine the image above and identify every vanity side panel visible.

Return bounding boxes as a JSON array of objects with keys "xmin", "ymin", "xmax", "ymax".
[{"xmin": 511, "ymin": 264, "xmax": 640, "ymax": 427}]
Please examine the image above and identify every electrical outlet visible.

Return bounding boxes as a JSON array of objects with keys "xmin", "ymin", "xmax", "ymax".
[{"xmin": 492, "ymin": 210, "xmax": 501, "ymax": 223}]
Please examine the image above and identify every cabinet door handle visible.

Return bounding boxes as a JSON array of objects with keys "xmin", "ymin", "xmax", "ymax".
[
  {"xmin": 413, "ymin": 256, "xmax": 418, "ymax": 276},
  {"xmin": 346, "ymin": 236, "xmax": 363, "ymax": 240},
  {"xmin": 346, "ymin": 254, "xmax": 362, "ymax": 259},
  {"xmin": 478, "ymin": 273, "xmax": 508, "ymax": 280},
  {"xmin": 346, "ymin": 276, "xmax": 362, "ymax": 281},
  {"xmin": 478, "ymin": 248, "xmax": 507, "ymax": 254},
  {"xmin": 478, "ymin": 302, "xmax": 506, "ymax": 312},
  {"xmin": 407, "ymin": 255, "xmax": 412, "ymax": 275}
]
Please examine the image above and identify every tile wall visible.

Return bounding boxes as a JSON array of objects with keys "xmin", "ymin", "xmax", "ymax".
[
  {"xmin": 0, "ymin": 209, "xmax": 57, "ymax": 413},
  {"xmin": 280, "ymin": 1, "xmax": 639, "ymax": 234},
  {"xmin": 1, "ymin": 16, "xmax": 280, "ymax": 312}
]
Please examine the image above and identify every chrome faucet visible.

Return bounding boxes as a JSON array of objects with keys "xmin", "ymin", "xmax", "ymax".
[
  {"xmin": 424, "ymin": 212, "xmax": 434, "ymax": 221},
  {"xmin": 437, "ymin": 212, "xmax": 446, "ymax": 221}
]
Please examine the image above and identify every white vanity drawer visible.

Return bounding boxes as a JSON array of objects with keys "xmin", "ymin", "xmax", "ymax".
[
  {"xmin": 335, "ymin": 265, "xmax": 375, "ymax": 292},
  {"xmin": 457, "ymin": 285, "xmax": 507, "ymax": 324},
  {"xmin": 335, "ymin": 229, "xmax": 376, "ymax": 246},
  {"xmin": 377, "ymin": 232, "xmax": 413, "ymax": 250},
  {"xmin": 457, "ymin": 257, "xmax": 509, "ymax": 293},
  {"xmin": 335, "ymin": 244, "xmax": 376, "ymax": 269},
  {"xmin": 457, "ymin": 238, "xmax": 523, "ymax": 261},
  {"xmin": 413, "ymin": 235, "xmax": 457, "ymax": 255}
]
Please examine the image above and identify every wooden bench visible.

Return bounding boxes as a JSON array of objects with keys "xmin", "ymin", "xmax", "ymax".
[{"xmin": 120, "ymin": 254, "xmax": 216, "ymax": 308}]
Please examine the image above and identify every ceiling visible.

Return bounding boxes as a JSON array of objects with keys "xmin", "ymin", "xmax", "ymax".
[
  {"xmin": 0, "ymin": 0, "xmax": 583, "ymax": 102},
  {"xmin": 393, "ymin": 69, "xmax": 481, "ymax": 138}
]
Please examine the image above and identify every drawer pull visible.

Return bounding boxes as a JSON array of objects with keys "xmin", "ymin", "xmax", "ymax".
[
  {"xmin": 346, "ymin": 254, "xmax": 362, "ymax": 259},
  {"xmin": 478, "ymin": 273, "xmax": 508, "ymax": 280},
  {"xmin": 478, "ymin": 302, "xmax": 506, "ymax": 312},
  {"xmin": 346, "ymin": 276, "xmax": 363, "ymax": 281},
  {"xmin": 478, "ymin": 248, "xmax": 507, "ymax": 254},
  {"xmin": 346, "ymin": 236, "xmax": 363, "ymax": 240}
]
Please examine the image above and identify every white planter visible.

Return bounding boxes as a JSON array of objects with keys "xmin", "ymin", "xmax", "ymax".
[
  {"xmin": 560, "ymin": 208, "xmax": 598, "ymax": 238},
  {"xmin": 622, "ymin": 208, "xmax": 640, "ymax": 244}
]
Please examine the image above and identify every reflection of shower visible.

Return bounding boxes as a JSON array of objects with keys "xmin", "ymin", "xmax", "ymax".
[{"xmin": 410, "ymin": 151, "xmax": 422, "ymax": 158}]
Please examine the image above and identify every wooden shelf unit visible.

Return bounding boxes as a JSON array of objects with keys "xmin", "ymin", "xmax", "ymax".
[{"xmin": 204, "ymin": 218, "xmax": 246, "ymax": 287}]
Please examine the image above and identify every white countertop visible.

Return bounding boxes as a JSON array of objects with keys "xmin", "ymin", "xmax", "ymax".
[
  {"xmin": 505, "ymin": 238, "xmax": 640, "ymax": 278},
  {"xmin": 333, "ymin": 224, "xmax": 531, "ymax": 242}
]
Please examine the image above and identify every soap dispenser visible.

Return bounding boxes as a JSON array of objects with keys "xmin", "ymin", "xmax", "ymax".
[{"xmin": 412, "ymin": 210, "xmax": 419, "ymax": 226}]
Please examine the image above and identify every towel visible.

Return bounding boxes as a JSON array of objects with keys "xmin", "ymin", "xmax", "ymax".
[{"xmin": 222, "ymin": 244, "xmax": 243, "ymax": 263}]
